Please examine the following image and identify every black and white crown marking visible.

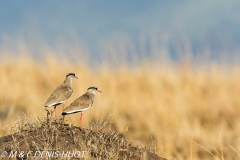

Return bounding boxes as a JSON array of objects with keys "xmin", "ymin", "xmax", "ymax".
[
  {"xmin": 87, "ymin": 86, "xmax": 98, "ymax": 90},
  {"xmin": 66, "ymin": 73, "xmax": 76, "ymax": 77}
]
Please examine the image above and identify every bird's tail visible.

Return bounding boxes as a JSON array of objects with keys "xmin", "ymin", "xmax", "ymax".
[
  {"xmin": 44, "ymin": 105, "xmax": 49, "ymax": 108},
  {"xmin": 62, "ymin": 112, "xmax": 67, "ymax": 115}
]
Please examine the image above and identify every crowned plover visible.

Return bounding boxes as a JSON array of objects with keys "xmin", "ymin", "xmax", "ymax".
[
  {"xmin": 62, "ymin": 86, "xmax": 101, "ymax": 130},
  {"xmin": 44, "ymin": 73, "xmax": 78, "ymax": 119}
]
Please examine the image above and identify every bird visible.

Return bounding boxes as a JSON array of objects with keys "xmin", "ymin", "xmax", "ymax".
[
  {"xmin": 44, "ymin": 73, "xmax": 78, "ymax": 119},
  {"xmin": 62, "ymin": 86, "xmax": 101, "ymax": 130}
]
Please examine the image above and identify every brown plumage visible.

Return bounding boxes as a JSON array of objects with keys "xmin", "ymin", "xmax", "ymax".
[
  {"xmin": 44, "ymin": 86, "xmax": 73, "ymax": 107},
  {"xmin": 44, "ymin": 73, "xmax": 78, "ymax": 119},
  {"xmin": 62, "ymin": 86, "xmax": 101, "ymax": 130}
]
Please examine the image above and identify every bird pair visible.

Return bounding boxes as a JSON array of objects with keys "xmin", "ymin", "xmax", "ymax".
[{"xmin": 43, "ymin": 73, "xmax": 101, "ymax": 130}]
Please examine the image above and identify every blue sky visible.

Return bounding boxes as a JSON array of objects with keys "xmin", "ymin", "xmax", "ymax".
[{"xmin": 1, "ymin": 1, "xmax": 240, "ymax": 62}]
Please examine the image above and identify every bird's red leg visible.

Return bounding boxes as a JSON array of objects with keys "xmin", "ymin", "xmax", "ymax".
[
  {"xmin": 54, "ymin": 106, "xmax": 56, "ymax": 120},
  {"xmin": 61, "ymin": 104, "xmax": 65, "ymax": 120},
  {"xmin": 80, "ymin": 112, "xmax": 83, "ymax": 131},
  {"xmin": 82, "ymin": 113, "xmax": 84, "ymax": 130}
]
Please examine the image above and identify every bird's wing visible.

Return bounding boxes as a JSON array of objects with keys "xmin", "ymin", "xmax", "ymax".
[
  {"xmin": 44, "ymin": 85, "xmax": 73, "ymax": 107},
  {"xmin": 63, "ymin": 94, "xmax": 92, "ymax": 113}
]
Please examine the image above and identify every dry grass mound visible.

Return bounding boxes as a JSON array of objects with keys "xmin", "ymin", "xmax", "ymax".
[{"xmin": 0, "ymin": 116, "xmax": 166, "ymax": 160}]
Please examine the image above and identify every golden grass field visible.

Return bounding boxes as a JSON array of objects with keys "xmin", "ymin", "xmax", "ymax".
[{"xmin": 0, "ymin": 53, "xmax": 240, "ymax": 160}]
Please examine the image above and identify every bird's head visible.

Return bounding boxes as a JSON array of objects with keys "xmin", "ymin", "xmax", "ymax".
[
  {"xmin": 87, "ymin": 86, "xmax": 101, "ymax": 95},
  {"xmin": 66, "ymin": 73, "xmax": 78, "ymax": 79}
]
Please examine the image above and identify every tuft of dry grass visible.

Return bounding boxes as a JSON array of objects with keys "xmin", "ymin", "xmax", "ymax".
[
  {"xmin": 0, "ymin": 54, "xmax": 240, "ymax": 159},
  {"xmin": 0, "ymin": 115, "xmax": 165, "ymax": 160}
]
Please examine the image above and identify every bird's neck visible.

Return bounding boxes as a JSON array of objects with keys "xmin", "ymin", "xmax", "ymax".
[
  {"xmin": 63, "ymin": 77, "xmax": 73, "ymax": 87},
  {"xmin": 87, "ymin": 92, "xmax": 95, "ymax": 102}
]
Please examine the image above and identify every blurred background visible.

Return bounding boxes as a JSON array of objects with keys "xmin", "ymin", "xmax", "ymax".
[
  {"xmin": 0, "ymin": 1, "xmax": 240, "ymax": 159},
  {"xmin": 1, "ymin": 0, "xmax": 240, "ymax": 63}
]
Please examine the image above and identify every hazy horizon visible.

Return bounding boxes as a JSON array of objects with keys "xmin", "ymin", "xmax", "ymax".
[{"xmin": 1, "ymin": 1, "xmax": 240, "ymax": 63}]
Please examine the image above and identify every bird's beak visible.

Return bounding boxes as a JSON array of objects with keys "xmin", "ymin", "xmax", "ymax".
[
  {"xmin": 97, "ymin": 89, "xmax": 102, "ymax": 93},
  {"xmin": 75, "ymin": 76, "xmax": 78, "ymax": 79}
]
